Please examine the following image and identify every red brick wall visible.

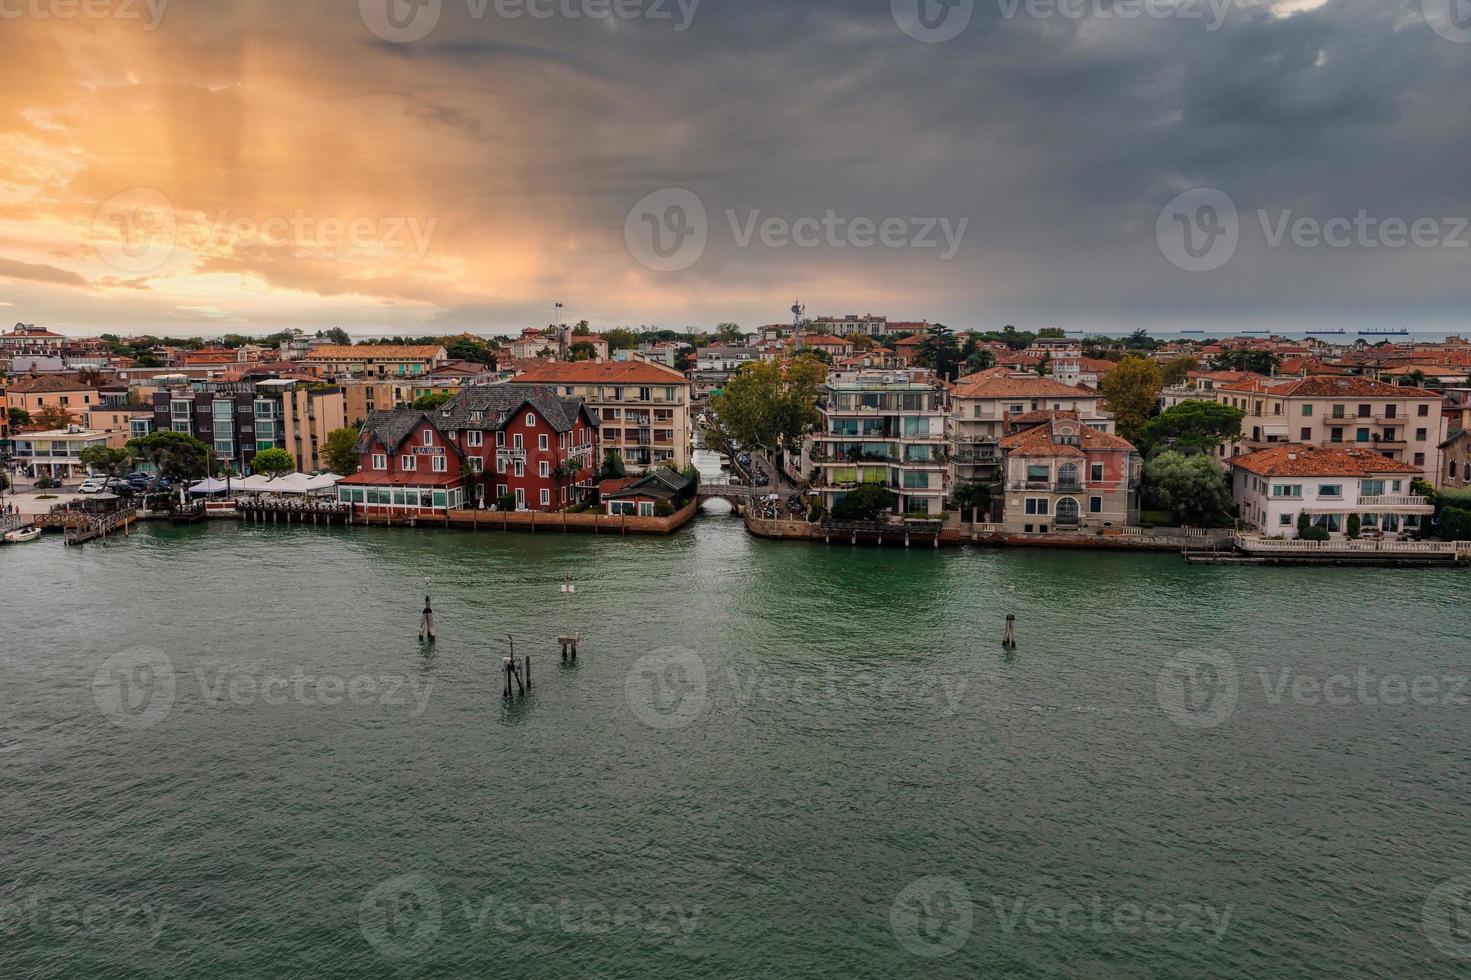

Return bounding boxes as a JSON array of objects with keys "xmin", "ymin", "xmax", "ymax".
[
  {"xmin": 359, "ymin": 418, "xmax": 463, "ymax": 480},
  {"xmin": 456, "ymin": 408, "xmax": 600, "ymax": 511}
]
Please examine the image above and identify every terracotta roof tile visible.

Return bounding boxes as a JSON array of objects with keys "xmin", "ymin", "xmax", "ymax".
[{"xmin": 1230, "ymin": 444, "xmax": 1421, "ymax": 477}]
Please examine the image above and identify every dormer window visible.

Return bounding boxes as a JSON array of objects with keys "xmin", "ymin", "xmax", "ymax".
[{"xmin": 470, "ymin": 411, "xmax": 484, "ymax": 423}]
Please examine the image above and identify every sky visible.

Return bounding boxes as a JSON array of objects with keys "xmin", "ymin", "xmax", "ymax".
[{"xmin": 0, "ymin": 0, "xmax": 1469, "ymax": 338}]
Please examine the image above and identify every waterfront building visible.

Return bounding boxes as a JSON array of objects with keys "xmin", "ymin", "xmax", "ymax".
[
  {"xmin": 947, "ymin": 370, "xmax": 1115, "ymax": 487},
  {"xmin": 1231, "ymin": 444, "xmax": 1429, "ymax": 538},
  {"xmin": 0, "ymin": 325, "xmax": 66, "ymax": 356},
  {"xmin": 811, "ymin": 314, "xmax": 888, "ymax": 338},
  {"xmin": 152, "ymin": 379, "xmax": 346, "ymax": 475},
  {"xmin": 808, "ymin": 369, "xmax": 949, "ymax": 516},
  {"xmin": 1440, "ymin": 429, "xmax": 1471, "ymax": 490},
  {"xmin": 601, "ymin": 470, "xmax": 694, "ymax": 517},
  {"xmin": 10, "ymin": 426, "xmax": 120, "ymax": 480},
  {"xmin": 301, "ymin": 344, "xmax": 448, "ymax": 380},
  {"xmin": 1204, "ymin": 376, "xmax": 1446, "ymax": 484},
  {"xmin": 435, "ymin": 384, "xmax": 600, "ymax": 510},
  {"xmin": 513, "ymin": 360, "xmax": 692, "ymax": 471},
  {"xmin": 5, "ymin": 374, "xmax": 101, "ymax": 421},
  {"xmin": 996, "ymin": 412, "xmax": 1141, "ymax": 534},
  {"xmin": 337, "ymin": 412, "xmax": 467, "ymax": 518}
]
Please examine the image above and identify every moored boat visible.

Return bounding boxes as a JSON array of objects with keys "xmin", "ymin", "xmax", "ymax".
[{"xmin": 3, "ymin": 526, "xmax": 42, "ymax": 543}]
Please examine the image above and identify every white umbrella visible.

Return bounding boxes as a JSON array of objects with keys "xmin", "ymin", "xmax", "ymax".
[
  {"xmin": 188, "ymin": 478, "xmax": 231, "ymax": 495},
  {"xmin": 304, "ymin": 473, "xmax": 341, "ymax": 493},
  {"xmin": 234, "ymin": 474, "xmax": 276, "ymax": 492},
  {"xmin": 266, "ymin": 473, "xmax": 314, "ymax": 495}
]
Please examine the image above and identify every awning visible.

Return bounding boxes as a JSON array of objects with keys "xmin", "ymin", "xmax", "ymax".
[
  {"xmin": 189, "ymin": 478, "xmax": 232, "ymax": 494},
  {"xmin": 304, "ymin": 473, "xmax": 341, "ymax": 493},
  {"xmin": 233, "ymin": 474, "xmax": 276, "ymax": 492},
  {"xmin": 265, "ymin": 473, "xmax": 314, "ymax": 495}
]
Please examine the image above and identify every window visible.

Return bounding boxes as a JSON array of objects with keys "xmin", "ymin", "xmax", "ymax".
[
  {"xmin": 1280, "ymin": 513, "xmax": 1294, "ymax": 527},
  {"xmin": 401, "ymin": 455, "xmax": 416, "ymax": 471},
  {"xmin": 496, "ymin": 431, "xmax": 505, "ymax": 447},
  {"xmin": 539, "ymin": 461, "xmax": 550, "ymax": 478},
  {"xmin": 496, "ymin": 458, "xmax": 507, "ymax": 474},
  {"xmin": 1272, "ymin": 484, "xmax": 1303, "ymax": 498},
  {"xmin": 559, "ymin": 434, "xmax": 566, "ymax": 450},
  {"xmin": 1302, "ymin": 405, "xmax": 1313, "ymax": 417},
  {"xmin": 1331, "ymin": 405, "xmax": 1346, "ymax": 419},
  {"xmin": 540, "ymin": 489, "xmax": 551, "ymax": 506},
  {"xmin": 514, "ymin": 461, "xmax": 525, "ymax": 477},
  {"xmin": 1418, "ymin": 404, "xmax": 1430, "ymax": 417},
  {"xmin": 467, "ymin": 457, "xmax": 483, "ymax": 473},
  {"xmin": 372, "ymin": 454, "xmax": 387, "ymax": 471},
  {"xmin": 423, "ymin": 429, "xmax": 433, "ymax": 446},
  {"xmin": 432, "ymin": 455, "xmax": 447, "ymax": 473},
  {"xmin": 1416, "ymin": 428, "xmax": 1428, "ymax": 441},
  {"xmin": 539, "ymin": 434, "xmax": 549, "ymax": 451},
  {"xmin": 1384, "ymin": 405, "xmax": 1398, "ymax": 419},
  {"xmin": 1089, "ymin": 496, "xmax": 1102, "ymax": 514},
  {"xmin": 1414, "ymin": 452, "xmax": 1426, "ymax": 466},
  {"xmin": 467, "ymin": 431, "xmax": 483, "ymax": 448},
  {"xmin": 1330, "ymin": 428, "xmax": 1344, "ymax": 444},
  {"xmin": 514, "ymin": 434, "xmax": 523, "ymax": 450},
  {"xmin": 1318, "ymin": 484, "xmax": 1343, "ymax": 498},
  {"xmin": 1026, "ymin": 464, "xmax": 1049, "ymax": 482},
  {"xmin": 1024, "ymin": 498, "xmax": 1050, "ymax": 516},
  {"xmin": 526, "ymin": 412, "xmax": 535, "ymax": 427},
  {"xmin": 1301, "ymin": 428, "xmax": 1312, "ymax": 440},
  {"xmin": 1355, "ymin": 429, "xmax": 1369, "ymax": 443},
  {"xmin": 1090, "ymin": 463, "xmax": 1104, "ymax": 481},
  {"xmin": 1357, "ymin": 404, "xmax": 1371, "ymax": 418}
]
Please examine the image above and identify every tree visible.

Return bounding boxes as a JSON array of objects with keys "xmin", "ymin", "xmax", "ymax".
[
  {"xmin": 445, "ymin": 337, "xmax": 499, "ymax": 366},
  {"xmin": 1440, "ymin": 507, "xmax": 1471, "ymax": 542},
  {"xmin": 412, "ymin": 391, "xmax": 455, "ymax": 410},
  {"xmin": 572, "ymin": 320, "xmax": 592, "ymax": 337},
  {"xmin": 1137, "ymin": 400, "xmax": 1245, "ymax": 458},
  {"xmin": 32, "ymin": 405, "xmax": 75, "ymax": 430},
  {"xmin": 1099, "ymin": 356, "xmax": 1165, "ymax": 443},
  {"xmin": 125, "ymin": 431, "xmax": 212, "ymax": 481},
  {"xmin": 951, "ymin": 481, "xmax": 992, "ymax": 518},
  {"xmin": 964, "ymin": 348, "xmax": 996, "ymax": 374},
  {"xmin": 603, "ymin": 328, "xmax": 639, "ymax": 351},
  {"xmin": 1036, "ymin": 352, "xmax": 1052, "ymax": 378},
  {"xmin": 915, "ymin": 325, "xmax": 962, "ymax": 380},
  {"xmin": 707, "ymin": 355, "xmax": 826, "ymax": 470},
  {"xmin": 713, "ymin": 322, "xmax": 744, "ymax": 345},
  {"xmin": 1297, "ymin": 511, "xmax": 1330, "ymax": 542},
  {"xmin": 1210, "ymin": 349, "xmax": 1280, "ymax": 375},
  {"xmin": 79, "ymin": 446, "xmax": 130, "ymax": 478},
  {"xmin": 317, "ymin": 327, "xmax": 351, "ymax": 345},
  {"xmin": 832, "ymin": 482, "xmax": 897, "ymax": 521},
  {"xmin": 8, "ymin": 407, "xmax": 30, "ymax": 428},
  {"xmin": 569, "ymin": 341, "xmax": 597, "ymax": 362},
  {"xmin": 252, "ymin": 447, "xmax": 296, "ymax": 478},
  {"xmin": 1142, "ymin": 451, "xmax": 1232, "ymax": 527},
  {"xmin": 601, "ymin": 450, "xmax": 627, "ymax": 480},
  {"xmin": 1347, "ymin": 514, "xmax": 1362, "ymax": 540},
  {"xmin": 323, "ymin": 427, "xmax": 361, "ymax": 476},
  {"xmin": 1161, "ymin": 356, "xmax": 1200, "ymax": 387}
]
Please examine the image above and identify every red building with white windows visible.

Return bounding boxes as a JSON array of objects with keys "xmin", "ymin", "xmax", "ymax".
[{"xmin": 336, "ymin": 384, "xmax": 600, "ymax": 517}]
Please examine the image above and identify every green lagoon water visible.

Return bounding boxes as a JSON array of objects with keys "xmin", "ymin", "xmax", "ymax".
[{"xmin": 2, "ymin": 511, "xmax": 1469, "ymax": 977}]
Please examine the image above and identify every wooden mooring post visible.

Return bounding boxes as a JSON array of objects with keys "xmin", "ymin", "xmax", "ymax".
[
  {"xmin": 418, "ymin": 577, "xmax": 436, "ymax": 643},
  {"xmin": 1003, "ymin": 614, "xmax": 1017, "ymax": 650},
  {"xmin": 559, "ymin": 573, "xmax": 580, "ymax": 663}
]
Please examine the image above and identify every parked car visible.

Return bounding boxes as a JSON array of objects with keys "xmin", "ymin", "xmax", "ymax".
[
  {"xmin": 126, "ymin": 473, "xmax": 153, "ymax": 489},
  {"xmin": 78, "ymin": 480, "xmax": 106, "ymax": 494}
]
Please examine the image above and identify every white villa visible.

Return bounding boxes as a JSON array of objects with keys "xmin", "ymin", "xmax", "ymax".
[{"xmin": 1231, "ymin": 444, "xmax": 1430, "ymax": 539}]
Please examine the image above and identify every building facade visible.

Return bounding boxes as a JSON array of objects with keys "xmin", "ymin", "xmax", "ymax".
[
  {"xmin": 152, "ymin": 380, "xmax": 346, "ymax": 475},
  {"xmin": 997, "ymin": 413, "xmax": 1141, "ymax": 534},
  {"xmin": 1231, "ymin": 445, "xmax": 1429, "ymax": 538},
  {"xmin": 10, "ymin": 427, "xmax": 121, "ymax": 480},
  {"xmin": 301, "ymin": 345, "xmax": 447, "ymax": 380},
  {"xmin": 5, "ymin": 374, "xmax": 102, "ymax": 421},
  {"xmin": 808, "ymin": 370, "xmax": 949, "ymax": 516},
  {"xmin": 1440, "ymin": 429, "xmax": 1471, "ymax": 490},
  {"xmin": 338, "ymin": 412, "xmax": 467, "ymax": 519},
  {"xmin": 947, "ymin": 370, "xmax": 1115, "ymax": 488},
  {"xmin": 1206, "ymin": 376, "xmax": 1446, "ymax": 484},
  {"xmin": 514, "ymin": 361, "xmax": 692, "ymax": 471}
]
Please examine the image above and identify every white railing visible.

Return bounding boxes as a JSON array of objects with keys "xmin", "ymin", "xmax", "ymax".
[
  {"xmin": 1358, "ymin": 495, "xmax": 1432, "ymax": 508},
  {"xmin": 1237, "ymin": 535, "xmax": 1471, "ymax": 555}
]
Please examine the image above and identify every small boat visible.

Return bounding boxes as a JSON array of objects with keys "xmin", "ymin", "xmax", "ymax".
[{"xmin": 3, "ymin": 526, "xmax": 42, "ymax": 544}]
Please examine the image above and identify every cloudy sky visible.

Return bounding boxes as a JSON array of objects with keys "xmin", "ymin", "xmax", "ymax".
[{"xmin": 0, "ymin": 0, "xmax": 1468, "ymax": 338}]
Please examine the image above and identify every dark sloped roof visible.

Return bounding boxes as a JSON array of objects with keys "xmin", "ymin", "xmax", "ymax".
[
  {"xmin": 355, "ymin": 410, "xmax": 436, "ymax": 455},
  {"xmin": 604, "ymin": 469, "xmax": 693, "ymax": 500},
  {"xmin": 435, "ymin": 384, "xmax": 598, "ymax": 434}
]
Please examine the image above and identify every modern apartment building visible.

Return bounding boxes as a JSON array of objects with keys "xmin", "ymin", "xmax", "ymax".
[
  {"xmin": 1206, "ymin": 376, "xmax": 1446, "ymax": 484},
  {"xmin": 808, "ymin": 369, "xmax": 949, "ymax": 516},
  {"xmin": 997, "ymin": 412, "xmax": 1141, "ymax": 534},
  {"xmin": 514, "ymin": 360, "xmax": 692, "ymax": 471},
  {"xmin": 10, "ymin": 426, "xmax": 121, "ymax": 480},
  {"xmin": 947, "ymin": 369, "xmax": 1115, "ymax": 488},
  {"xmin": 341, "ymin": 380, "xmax": 416, "ymax": 426},
  {"xmin": 152, "ymin": 379, "xmax": 345, "ymax": 474}
]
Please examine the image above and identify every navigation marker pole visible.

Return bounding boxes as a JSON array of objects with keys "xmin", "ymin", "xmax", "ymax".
[
  {"xmin": 1003, "ymin": 614, "xmax": 1017, "ymax": 650},
  {"xmin": 419, "ymin": 577, "xmax": 436, "ymax": 643},
  {"xmin": 559, "ymin": 574, "xmax": 579, "ymax": 663}
]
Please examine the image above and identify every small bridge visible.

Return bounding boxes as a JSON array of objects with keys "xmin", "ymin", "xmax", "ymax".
[{"xmin": 697, "ymin": 478, "xmax": 764, "ymax": 512}]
